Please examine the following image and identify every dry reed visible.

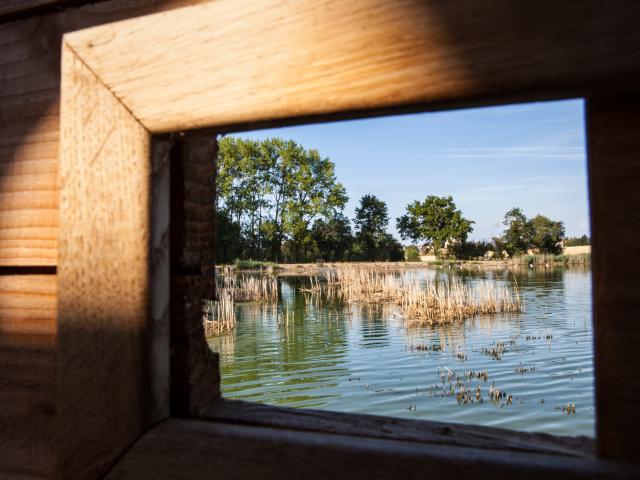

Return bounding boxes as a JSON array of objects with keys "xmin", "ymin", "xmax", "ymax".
[
  {"xmin": 216, "ymin": 274, "xmax": 278, "ymax": 302},
  {"xmin": 317, "ymin": 266, "xmax": 522, "ymax": 325},
  {"xmin": 204, "ymin": 273, "xmax": 279, "ymax": 336},
  {"xmin": 203, "ymin": 290, "xmax": 236, "ymax": 336}
]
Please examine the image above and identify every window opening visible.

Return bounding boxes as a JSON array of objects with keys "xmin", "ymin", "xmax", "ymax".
[{"xmin": 205, "ymin": 99, "xmax": 593, "ymax": 437}]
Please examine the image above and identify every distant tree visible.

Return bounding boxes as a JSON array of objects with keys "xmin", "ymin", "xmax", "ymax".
[
  {"xmin": 449, "ymin": 240, "xmax": 494, "ymax": 260},
  {"xmin": 376, "ymin": 233, "xmax": 405, "ymax": 262},
  {"xmin": 529, "ymin": 215, "xmax": 565, "ymax": 254},
  {"xmin": 310, "ymin": 214, "xmax": 353, "ymax": 261},
  {"xmin": 500, "ymin": 208, "xmax": 566, "ymax": 256},
  {"xmin": 501, "ymin": 207, "xmax": 534, "ymax": 256},
  {"xmin": 564, "ymin": 234, "xmax": 590, "ymax": 247},
  {"xmin": 353, "ymin": 194, "xmax": 390, "ymax": 259},
  {"xmin": 404, "ymin": 245, "xmax": 421, "ymax": 262},
  {"xmin": 396, "ymin": 195, "xmax": 474, "ymax": 255}
]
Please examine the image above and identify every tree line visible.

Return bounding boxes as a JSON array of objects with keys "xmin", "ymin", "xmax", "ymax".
[
  {"xmin": 216, "ymin": 137, "xmax": 584, "ymax": 263},
  {"xmin": 215, "ymin": 137, "xmax": 402, "ymax": 263}
]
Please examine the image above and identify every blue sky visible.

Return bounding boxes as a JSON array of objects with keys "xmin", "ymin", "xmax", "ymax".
[{"xmin": 228, "ymin": 99, "xmax": 589, "ymax": 242}]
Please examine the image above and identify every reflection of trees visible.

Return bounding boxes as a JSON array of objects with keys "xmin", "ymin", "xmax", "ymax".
[
  {"xmin": 214, "ymin": 278, "xmax": 351, "ymax": 408},
  {"xmin": 208, "ymin": 268, "xmax": 588, "ymax": 409}
]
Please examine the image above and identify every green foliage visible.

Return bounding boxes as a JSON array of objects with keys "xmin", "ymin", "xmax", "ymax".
[
  {"xmin": 216, "ymin": 137, "xmax": 347, "ymax": 262},
  {"xmin": 500, "ymin": 207, "xmax": 564, "ymax": 256},
  {"xmin": 350, "ymin": 195, "xmax": 403, "ymax": 261},
  {"xmin": 501, "ymin": 207, "xmax": 533, "ymax": 256},
  {"xmin": 396, "ymin": 195, "xmax": 474, "ymax": 253},
  {"xmin": 233, "ymin": 259, "xmax": 279, "ymax": 270},
  {"xmin": 404, "ymin": 245, "xmax": 421, "ymax": 262},
  {"xmin": 564, "ymin": 234, "xmax": 590, "ymax": 246},
  {"xmin": 529, "ymin": 214, "xmax": 565, "ymax": 254},
  {"xmin": 354, "ymin": 194, "xmax": 389, "ymax": 241},
  {"xmin": 310, "ymin": 213, "xmax": 353, "ymax": 262},
  {"xmin": 449, "ymin": 240, "xmax": 493, "ymax": 260}
]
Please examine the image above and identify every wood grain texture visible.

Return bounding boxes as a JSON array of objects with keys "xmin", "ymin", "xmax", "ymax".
[
  {"xmin": 169, "ymin": 134, "xmax": 219, "ymax": 416},
  {"xmin": 205, "ymin": 399, "xmax": 594, "ymax": 458},
  {"xmin": 0, "ymin": 13, "xmax": 61, "ymax": 267},
  {"xmin": 106, "ymin": 419, "xmax": 638, "ymax": 480},
  {"xmin": 57, "ymin": 43, "xmax": 160, "ymax": 479},
  {"xmin": 0, "ymin": 0, "xmax": 214, "ymax": 266},
  {"xmin": 0, "ymin": 1, "xmax": 102, "ymax": 22},
  {"xmin": 587, "ymin": 96, "xmax": 640, "ymax": 464},
  {"xmin": 0, "ymin": 276, "xmax": 56, "ymax": 479},
  {"xmin": 65, "ymin": 0, "xmax": 640, "ymax": 133},
  {"xmin": 0, "ymin": 274, "xmax": 56, "ymax": 336}
]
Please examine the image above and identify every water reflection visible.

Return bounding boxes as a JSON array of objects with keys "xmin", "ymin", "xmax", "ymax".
[{"xmin": 208, "ymin": 267, "xmax": 594, "ymax": 436}]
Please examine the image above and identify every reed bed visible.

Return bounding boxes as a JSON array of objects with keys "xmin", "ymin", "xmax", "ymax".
[
  {"xmin": 204, "ymin": 273, "xmax": 279, "ymax": 336},
  {"xmin": 317, "ymin": 266, "xmax": 522, "ymax": 325},
  {"xmin": 216, "ymin": 274, "xmax": 278, "ymax": 302},
  {"xmin": 203, "ymin": 291, "xmax": 236, "ymax": 336}
]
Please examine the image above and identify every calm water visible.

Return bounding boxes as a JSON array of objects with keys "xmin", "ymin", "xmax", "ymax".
[{"xmin": 208, "ymin": 267, "xmax": 594, "ymax": 437}]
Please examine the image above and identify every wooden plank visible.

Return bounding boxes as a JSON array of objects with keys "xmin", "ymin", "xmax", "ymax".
[
  {"xmin": 0, "ymin": 275, "xmax": 56, "ymax": 336},
  {"xmin": 0, "ymin": 275, "xmax": 56, "ymax": 479},
  {"xmin": 0, "ymin": 1, "xmax": 214, "ymax": 266},
  {"xmin": 0, "ymin": 2, "xmax": 103, "ymax": 21},
  {"xmin": 0, "ymin": 10, "xmax": 62, "ymax": 267},
  {"xmin": 587, "ymin": 96, "xmax": 640, "ymax": 463},
  {"xmin": 57, "ymin": 43, "xmax": 165, "ymax": 478},
  {"xmin": 65, "ymin": 0, "xmax": 640, "ymax": 133},
  {"xmin": 169, "ymin": 134, "xmax": 219, "ymax": 416},
  {"xmin": 106, "ymin": 419, "xmax": 638, "ymax": 480},
  {"xmin": 205, "ymin": 399, "xmax": 594, "ymax": 458}
]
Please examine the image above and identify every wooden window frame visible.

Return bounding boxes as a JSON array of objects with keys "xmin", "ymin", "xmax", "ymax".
[{"xmin": 57, "ymin": 1, "xmax": 640, "ymax": 478}]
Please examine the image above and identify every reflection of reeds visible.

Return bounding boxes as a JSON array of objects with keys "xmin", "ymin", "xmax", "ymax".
[
  {"xmin": 316, "ymin": 266, "xmax": 522, "ymax": 325},
  {"xmin": 203, "ymin": 291, "xmax": 236, "ymax": 336}
]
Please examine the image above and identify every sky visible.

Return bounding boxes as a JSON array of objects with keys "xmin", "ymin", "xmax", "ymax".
[{"xmin": 227, "ymin": 99, "xmax": 589, "ymax": 242}]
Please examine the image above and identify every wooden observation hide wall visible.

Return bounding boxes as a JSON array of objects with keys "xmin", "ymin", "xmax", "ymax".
[{"xmin": 1, "ymin": 1, "xmax": 640, "ymax": 479}]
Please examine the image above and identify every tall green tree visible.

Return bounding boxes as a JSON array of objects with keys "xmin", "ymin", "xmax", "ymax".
[
  {"xmin": 396, "ymin": 195, "xmax": 474, "ymax": 254},
  {"xmin": 216, "ymin": 137, "xmax": 347, "ymax": 262},
  {"xmin": 501, "ymin": 207, "xmax": 533, "ymax": 256},
  {"xmin": 529, "ymin": 214, "xmax": 565, "ymax": 254},
  {"xmin": 310, "ymin": 214, "xmax": 353, "ymax": 261},
  {"xmin": 353, "ymin": 194, "xmax": 390, "ymax": 260}
]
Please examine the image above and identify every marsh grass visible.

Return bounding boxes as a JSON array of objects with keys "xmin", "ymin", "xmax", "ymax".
[
  {"xmin": 512, "ymin": 253, "xmax": 590, "ymax": 266},
  {"xmin": 204, "ymin": 273, "xmax": 279, "ymax": 336},
  {"xmin": 316, "ymin": 266, "xmax": 522, "ymax": 325},
  {"xmin": 203, "ymin": 291, "xmax": 236, "ymax": 335},
  {"xmin": 217, "ymin": 274, "xmax": 278, "ymax": 302}
]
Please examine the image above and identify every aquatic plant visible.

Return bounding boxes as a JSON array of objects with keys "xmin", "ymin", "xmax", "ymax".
[
  {"xmin": 313, "ymin": 266, "xmax": 522, "ymax": 325},
  {"xmin": 203, "ymin": 291, "xmax": 236, "ymax": 336},
  {"xmin": 216, "ymin": 273, "xmax": 278, "ymax": 302}
]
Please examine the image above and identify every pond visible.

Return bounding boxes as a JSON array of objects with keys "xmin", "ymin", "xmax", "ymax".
[{"xmin": 207, "ymin": 266, "xmax": 594, "ymax": 437}]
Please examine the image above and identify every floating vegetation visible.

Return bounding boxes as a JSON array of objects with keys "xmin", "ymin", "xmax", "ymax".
[
  {"xmin": 412, "ymin": 343, "xmax": 442, "ymax": 352},
  {"xmin": 465, "ymin": 370, "xmax": 489, "ymax": 382},
  {"xmin": 515, "ymin": 365, "xmax": 536, "ymax": 375},
  {"xmin": 435, "ymin": 367, "xmax": 510, "ymax": 407},
  {"xmin": 525, "ymin": 334, "xmax": 553, "ymax": 341},
  {"xmin": 456, "ymin": 351, "xmax": 467, "ymax": 361},
  {"xmin": 562, "ymin": 403, "xmax": 577, "ymax": 414},
  {"xmin": 480, "ymin": 341, "xmax": 508, "ymax": 360}
]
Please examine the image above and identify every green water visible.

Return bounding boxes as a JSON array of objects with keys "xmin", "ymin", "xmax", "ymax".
[{"xmin": 208, "ymin": 267, "xmax": 594, "ymax": 437}]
